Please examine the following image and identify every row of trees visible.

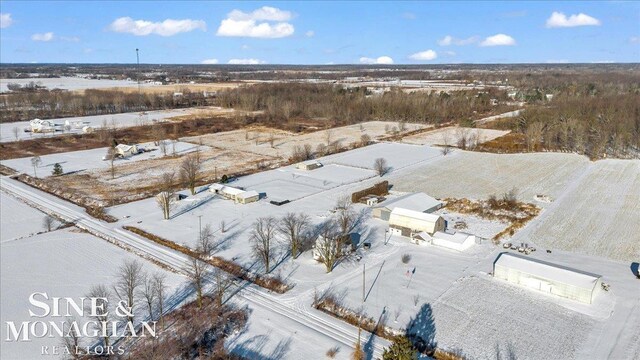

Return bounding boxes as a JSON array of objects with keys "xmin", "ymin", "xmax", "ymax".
[{"xmin": 217, "ymin": 83, "xmax": 509, "ymax": 125}]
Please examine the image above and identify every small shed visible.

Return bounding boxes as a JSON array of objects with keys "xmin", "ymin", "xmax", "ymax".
[
  {"xmin": 372, "ymin": 192, "xmax": 442, "ymax": 220},
  {"xmin": 388, "ymin": 207, "xmax": 445, "ymax": 237},
  {"xmin": 493, "ymin": 252, "xmax": 602, "ymax": 304},
  {"xmin": 236, "ymin": 190, "xmax": 260, "ymax": 204},
  {"xmin": 296, "ymin": 160, "xmax": 323, "ymax": 171}
]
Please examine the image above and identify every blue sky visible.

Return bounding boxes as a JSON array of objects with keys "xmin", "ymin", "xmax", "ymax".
[{"xmin": 0, "ymin": 1, "xmax": 638, "ymax": 64}]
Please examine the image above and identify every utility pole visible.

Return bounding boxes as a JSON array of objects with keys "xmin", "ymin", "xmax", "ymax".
[
  {"xmin": 136, "ymin": 48, "xmax": 141, "ymax": 93},
  {"xmin": 198, "ymin": 215, "xmax": 202, "ymax": 241}
]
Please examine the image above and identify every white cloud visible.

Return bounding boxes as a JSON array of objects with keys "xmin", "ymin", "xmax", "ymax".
[
  {"xmin": 31, "ymin": 32, "xmax": 54, "ymax": 42},
  {"xmin": 60, "ymin": 36, "xmax": 80, "ymax": 42},
  {"xmin": 108, "ymin": 17, "xmax": 206, "ymax": 36},
  {"xmin": 217, "ymin": 6, "xmax": 294, "ymax": 38},
  {"xmin": 545, "ymin": 12, "xmax": 601, "ymax": 28},
  {"xmin": 437, "ymin": 35, "xmax": 479, "ymax": 46},
  {"xmin": 630, "ymin": 36, "xmax": 640, "ymax": 44},
  {"xmin": 443, "ymin": 50, "xmax": 456, "ymax": 56},
  {"xmin": 359, "ymin": 56, "xmax": 394, "ymax": 64},
  {"xmin": 0, "ymin": 13, "xmax": 13, "ymax": 28},
  {"xmin": 479, "ymin": 34, "xmax": 516, "ymax": 47},
  {"xmin": 409, "ymin": 50, "xmax": 437, "ymax": 61},
  {"xmin": 228, "ymin": 58, "xmax": 266, "ymax": 65},
  {"xmin": 201, "ymin": 59, "xmax": 219, "ymax": 64},
  {"xmin": 305, "ymin": 30, "xmax": 315, "ymax": 37}
]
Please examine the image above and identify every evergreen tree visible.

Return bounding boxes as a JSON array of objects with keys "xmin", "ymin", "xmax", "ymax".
[
  {"xmin": 52, "ymin": 163, "xmax": 63, "ymax": 176},
  {"xmin": 382, "ymin": 336, "xmax": 418, "ymax": 360}
]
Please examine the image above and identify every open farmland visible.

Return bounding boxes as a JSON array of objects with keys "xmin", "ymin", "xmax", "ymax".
[
  {"xmin": 183, "ymin": 121, "xmax": 429, "ymax": 160},
  {"xmin": 0, "ymin": 227, "xmax": 184, "ymax": 359},
  {"xmin": 401, "ymin": 126, "xmax": 510, "ymax": 146},
  {"xmin": 513, "ymin": 159, "xmax": 640, "ymax": 262},
  {"xmin": 391, "ymin": 150, "xmax": 590, "ymax": 204},
  {"xmin": 0, "ymin": 191, "xmax": 49, "ymax": 241},
  {"xmin": 0, "ymin": 77, "xmax": 141, "ymax": 93}
]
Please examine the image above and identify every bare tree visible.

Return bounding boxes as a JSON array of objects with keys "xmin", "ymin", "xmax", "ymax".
[
  {"xmin": 105, "ymin": 146, "xmax": 117, "ymax": 179},
  {"xmin": 198, "ymin": 223, "xmax": 216, "ymax": 256},
  {"xmin": 85, "ymin": 285, "xmax": 112, "ymax": 347},
  {"xmin": 151, "ymin": 124, "xmax": 165, "ymax": 146},
  {"xmin": 189, "ymin": 255, "xmax": 208, "ymax": 309},
  {"xmin": 525, "ymin": 122, "xmax": 545, "ymax": 151},
  {"xmin": 336, "ymin": 206, "xmax": 358, "ymax": 238},
  {"xmin": 315, "ymin": 222, "xmax": 342, "ymax": 273},
  {"xmin": 61, "ymin": 316, "xmax": 84, "ymax": 358},
  {"xmin": 335, "ymin": 195, "xmax": 352, "ymax": 211},
  {"xmin": 30, "ymin": 155, "xmax": 41, "ymax": 178},
  {"xmin": 12, "ymin": 126, "xmax": 19, "ymax": 141},
  {"xmin": 398, "ymin": 121, "xmax": 407, "ymax": 132},
  {"xmin": 159, "ymin": 140, "xmax": 168, "ymax": 156},
  {"xmin": 220, "ymin": 220, "xmax": 226, "ymax": 233},
  {"xmin": 269, "ymin": 132, "xmax": 276, "ymax": 148},
  {"xmin": 456, "ymin": 127, "xmax": 471, "ymax": 149},
  {"xmin": 152, "ymin": 272, "xmax": 168, "ymax": 330},
  {"xmin": 42, "ymin": 215, "xmax": 55, "ymax": 232},
  {"xmin": 140, "ymin": 272, "xmax": 156, "ymax": 321},
  {"xmin": 113, "ymin": 259, "xmax": 144, "ymax": 331},
  {"xmin": 278, "ymin": 212, "xmax": 311, "ymax": 260},
  {"xmin": 155, "ymin": 172, "xmax": 176, "ymax": 220},
  {"xmin": 251, "ymin": 216, "xmax": 278, "ymax": 273},
  {"xmin": 180, "ymin": 153, "xmax": 201, "ymax": 195},
  {"xmin": 212, "ymin": 267, "xmax": 233, "ymax": 307},
  {"xmin": 360, "ymin": 133, "xmax": 371, "ymax": 147},
  {"xmin": 374, "ymin": 157, "xmax": 389, "ymax": 176},
  {"xmin": 441, "ymin": 131, "xmax": 452, "ymax": 155},
  {"xmin": 325, "ymin": 129, "xmax": 333, "ymax": 146}
]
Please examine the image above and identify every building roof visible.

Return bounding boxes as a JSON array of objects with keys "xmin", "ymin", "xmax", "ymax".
[
  {"xmin": 390, "ymin": 207, "xmax": 441, "ymax": 223},
  {"xmin": 494, "ymin": 252, "xmax": 601, "ymax": 290},
  {"xmin": 433, "ymin": 231, "xmax": 472, "ymax": 245},
  {"xmin": 375, "ymin": 192, "xmax": 442, "ymax": 213},
  {"xmin": 115, "ymin": 144, "xmax": 135, "ymax": 152},
  {"xmin": 209, "ymin": 183, "xmax": 225, "ymax": 191},
  {"xmin": 237, "ymin": 190, "xmax": 259, "ymax": 199},
  {"xmin": 299, "ymin": 160, "xmax": 322, "ymax": 167},
  {"xmin": 222, "ymin": 186, "xmax": 245, "ymax": 196}
]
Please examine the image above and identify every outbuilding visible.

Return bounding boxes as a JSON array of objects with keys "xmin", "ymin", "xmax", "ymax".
[
  {"xmin": 236, "ymin": 190, "xmax": 260, "ymax": 204},
  {"xmin": 115, "ymin": 144, "xmax": 139, "ymax": 158},
  {"xmin": 427, "ymin": 231, "xmax": 476, "ymax": 251},
  {"xmin": 296, "ymin": 160, "xmax": 323, "ymax": 171},
  {"xmin": 388, "ymin": 207, "xmax": 445, "ymax": 237},
  {"xmin": 372, "ymin": 192, "xmax": 442, "ymax": 220},
  {"xmin": 493, "ymin": 252, "xmax": 602, "ymax": 304}
]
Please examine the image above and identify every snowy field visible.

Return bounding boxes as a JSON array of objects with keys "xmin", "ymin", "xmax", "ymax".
[
  {"xmin": 0, "ymin": 228, "xmax": 185, "ymax": 360},
  {"xmin": 0, "ymin": 191, "xmax": 48, "ymax": 241},
  {"xmin": 513, "ymin": 160, "xmax": 640, "ymax": 262},
  {"xmin": 0, "ymin": 77, "xmax": 141, "ymax": 93},
  {"xmin": 401, "ymin": 127, "xmax": 510, "ymax": 146},
  {"xmin": 390, "ymin": 150, "xmax": 590, "ymax": 204},
  {"xmin": 0, "ymin": 107, "xmax": 228, "ymax": 143},
  {"xmin": 1, "ymin": 141, "xmax": 207, "ymax": 177},
  {"xmin": 323, "ymin": 142, "xmax": 441, "ymax": 172},
  {"xmin": 182, "ymin": 121, "xmax": 430, "ymax": 160}
]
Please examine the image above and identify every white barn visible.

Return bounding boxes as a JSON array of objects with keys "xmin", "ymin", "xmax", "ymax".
[
  {"xmin": 372, "ymin": 192, "xmax": 442, "ymax": 220},
  {"xmin": 427, "ymin": 231, "xmax": 476, "ymax": 251},
  {"xmin": 493, "ymin": 252, "xmax": 602, "ymax": 304},
  {"xmin": 388, "ymin": 207, "xmax": 445, "ymax": 237}
]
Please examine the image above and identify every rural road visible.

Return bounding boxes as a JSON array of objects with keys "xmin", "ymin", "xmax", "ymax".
[{"xmin": 0, "ymin": 176, "xmax": 389, "ymax": 358}]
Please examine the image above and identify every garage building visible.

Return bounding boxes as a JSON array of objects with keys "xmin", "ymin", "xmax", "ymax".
[
  {"xmin": 388, "ymin": 207, "xmax": 445, "ymax": 237},
  {"xmin": 493, "ymin": 252, "xmax": 602, "ymax": 304}
]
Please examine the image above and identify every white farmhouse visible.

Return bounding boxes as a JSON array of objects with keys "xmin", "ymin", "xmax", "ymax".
[
  {"xmin": 493, "ymin": 252, "xmax": 602, "ymax": 304},
  {"xmin": 209, "ymin": 184, "xmax": 261, "ymax": 204},
  {"xmin": 372, "ymin": 192, "xmax": 442, "ymax": 220},
  {"xmin": 388, "ymin": 207, "xmax": 445, "ymax": 238}
]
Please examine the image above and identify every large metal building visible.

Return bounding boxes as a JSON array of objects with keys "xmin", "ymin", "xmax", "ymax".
[{"xmin": 493, "ymin": 252, "xmax": 602, "ymax": 304}]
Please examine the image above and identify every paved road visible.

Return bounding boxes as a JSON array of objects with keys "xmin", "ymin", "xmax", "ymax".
[{"xmin": 0, "ymin": 176, "xmax": 388, "ymax": 358}]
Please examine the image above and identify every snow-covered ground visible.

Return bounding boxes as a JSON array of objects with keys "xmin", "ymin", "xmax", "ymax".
[
  {"xmin": 1, "ymin": 141, "xmax": 207, "ymax": 177},
  {"xmin": 0, "ymin": 192, "xmax": 49, "ymax": 241},
  {"xmin": 0, "ymin": 228, "xmax": 185, "ymax": 360},
  {"xmin": 401, "ymin": 127, "xmax": 510, "ymax": 146},
  {"xmin": 512, "ymin": 159, "xmax": 640, "ymax": 262}
]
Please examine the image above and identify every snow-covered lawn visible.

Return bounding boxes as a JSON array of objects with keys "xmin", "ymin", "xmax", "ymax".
[
  {"xmin": 513, "ymin": 159, "xmax": 640, "ymax": 262},
  {"xmin": 0, "ymin": 192, "xmax": 49, "ymax": 241},
  {"xmin": 1, "ymin": 141, "xmax": 207, "ymax": 177},
  {"xmin": 401, "ymin": 127, "xmax": 510, "ymax": 146},
  {"xmin": 0, "ymin": 228, "xmax": 185, "ymax": 360},
  {"xmin": 323, "ymin": 142, "xmax": 441, "ymax": 172}
]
